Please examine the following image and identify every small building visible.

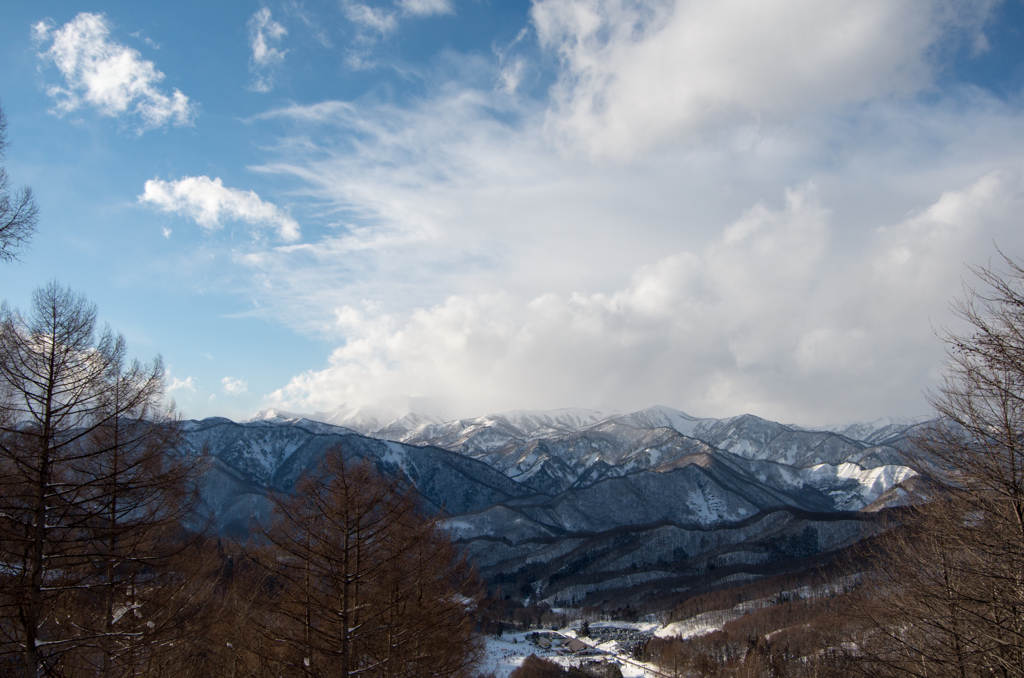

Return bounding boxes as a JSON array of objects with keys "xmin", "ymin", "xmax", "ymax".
[{"xmin": 565, "ymin": 639, "xmax": 587, "ymax": 653}]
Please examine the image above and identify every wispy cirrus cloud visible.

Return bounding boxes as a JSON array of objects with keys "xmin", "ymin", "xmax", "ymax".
[
  {"xmin": 33, "ymin": 12, "xmax": 195, "ymax": 131},
  {"xmin": 342, "ymin": 2, "xmax": 398, "ymax": 33},
  {"xmin": 398, "ymin": 0, "xmax": 454, "ymax": 17},
  {"xmin": 337, "ymin": 0, "xmax": 457, "ymax": 69},
  {"xmin": 139, "ymin": 176, "xmax": 300, "ymax": 242},
  {"xmin": 248, "ymin": 8, "xmax": 288, "ymax": 92}
]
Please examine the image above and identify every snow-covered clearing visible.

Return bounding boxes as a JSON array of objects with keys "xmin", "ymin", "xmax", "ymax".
[{"xmin": 480, "ymin": 626, "xmax": 666, "ymax": 677}]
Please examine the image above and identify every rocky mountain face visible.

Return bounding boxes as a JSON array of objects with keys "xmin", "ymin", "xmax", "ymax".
[{"xmin": 190, "ymin": 406, "xmax": 925, "ymax": 607}]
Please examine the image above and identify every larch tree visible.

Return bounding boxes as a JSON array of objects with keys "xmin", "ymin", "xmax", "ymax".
[
  {"xmin": 258, "ymin": 447, "xmax": 483, "ymax": 678},
  {"xmin": 0, "ymin": 282, "xmax": 199, "ymax": 678},
  {"xmin": 0, "ymin": 99, "xmax": 38, "ymax": 263},
  {"xmin": 64, "ymin": 360, "xmax": 205, "ymax": 678},
  {"xmin": 848, "ymin": 253, "xmax": 1024, "ymax": 677}
]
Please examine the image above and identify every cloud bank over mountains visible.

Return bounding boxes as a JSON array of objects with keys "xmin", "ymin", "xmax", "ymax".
[
  {"xmin": 267, "ymin": 170, "xmax": 1024, "ymax": 424},
  {"xmin": 235, "ymin": 0, "xmax": 1023, "ymax": 424}
]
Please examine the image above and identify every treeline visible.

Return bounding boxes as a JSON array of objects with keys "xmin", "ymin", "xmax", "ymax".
[
  {"xmin": 0, "ymin": 284, "xmax": 485, "ymax": 677},
  {"xmin": 642, "ymin": 254, "xmax": 1024, "ymax": 677},
  {"xmin": 476, "ymin": 600, "xmax": 571, "ymax": 636},
  {"xmin": 641, "ymin": 590, "xmax": 855, "ymax": 677},
  {"xmin": 508, "ymin": 655, "xmax": 622, "ymax": 678}
]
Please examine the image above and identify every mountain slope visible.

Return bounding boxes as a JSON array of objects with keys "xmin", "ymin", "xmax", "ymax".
[
  {"xmin": 181, "ymin": 417, "xmax": 537, "ymax": 534},
  {"xmin": 208, "ymin": 407, "xmax": 921, "ymax": 603}
]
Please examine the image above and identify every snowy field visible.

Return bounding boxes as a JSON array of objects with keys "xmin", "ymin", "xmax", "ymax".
[{"xmin": 480, "ymin": 624, "xmax": 666, "ymax": 677}]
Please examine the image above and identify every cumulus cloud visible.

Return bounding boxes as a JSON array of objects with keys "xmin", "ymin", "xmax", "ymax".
[
  {"xmin": 139, "ymin": 176, "xmax": 300, "ymax": 241},
  {"xmin": 222, "ymin": 377, "xmax": 248, "ymax": 395},
  {"xmin": 266, "ymin": 171, "xmax": 1024, "ymax": 424},
  {"xmin": 34, "ymin": 12, "xmax": 194, "ymax": 131},
  {"xmin": 237, "ymin": 80, "xmax": 1024, "ymax": 342},
  {"xmin": 166, "ymin": 374, "xmax": 196, "ymax": 393},
  {"xmin": 532, "ymin": 0, "xmax": 999, "ymax": 157},
  {"xmin": 209, "ymin": 18, "xmax": 1024, "ymax": 425},
  {"xmin": 248, "ymin": 8, "xmax": 288, "ymax": 92}
]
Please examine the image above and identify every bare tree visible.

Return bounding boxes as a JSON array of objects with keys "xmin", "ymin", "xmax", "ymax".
[
  {"xmin": 258, "ymin": 447, "xmax": 482, "ymax": 678},
  {"xmin": 846, "ymin": 253, "xmax": 1024, "ymax": 677},
  {"xmin": 0, "ymin": 100, "xmax": 38, "ymax": 263},
  {"xmin": 190, "ymin": 542, "xmax": 280, "ymax": 678},
  {"xmin": 0, "ymin": 282, "xmax": 197, "ymax": 677},
  {"xmin": 65, "ymin": 364, "xmax": 205, "ymax": 678}
]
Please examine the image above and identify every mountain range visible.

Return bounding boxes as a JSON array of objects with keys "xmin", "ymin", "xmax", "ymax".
[{"xmin": 191, "ymin": 405, "xmax": 925, "ymax": 607}]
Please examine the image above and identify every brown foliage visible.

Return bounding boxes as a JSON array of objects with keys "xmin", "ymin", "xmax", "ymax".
[
  {"xmin": 256, "ymin": 447, "xmax": 484, "ymax": 678},
  {"xmin": 0, "ymin": 283, "xmax": 201, "ymax": 677},
  {"xmin": 0, "ymin": 288, "xmax": 485, "ymax": 677},
  {"xmin": 839, "ymin": 254, "xmax": 1024, "ymax": 677},
  {"xmin": 509, "ymin": 655, "xmax": 570, "ymax": 678}
]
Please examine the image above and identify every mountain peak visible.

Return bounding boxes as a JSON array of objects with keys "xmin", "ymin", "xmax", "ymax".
[{"xmin": 249, "ymin": 407, "xmax": 303, "ymax": 423}]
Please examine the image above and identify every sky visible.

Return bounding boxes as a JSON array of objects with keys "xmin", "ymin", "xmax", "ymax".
[{"xmin": 1, "ymin": 0, "xmax": 1024, "ymax": 426}]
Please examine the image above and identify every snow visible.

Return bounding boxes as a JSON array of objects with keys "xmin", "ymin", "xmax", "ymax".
[
  {"xmin": 480, "ymin": 631, "xmax": 660, "ymax": 677},
  {"xmin": 380, "ymin": 442, "xmax": 410, "ymax": 472},
  {"xmin": 653, "ymin": 576, "xmax": 860, "ymax": 642},
  {"xmin": 655, "ymin": 603, "xmax": 758, "ymax": 640},
  {"xmin": 497, "ymin": 408, "xmax": 622, "ymax": 435},
  {"xmin": 249, "ymin": 407, "xmax": 303, "ymax": 423},
  {"xmin": 803, "ymin": 462, "xmax": 917, "ymax": 508}
]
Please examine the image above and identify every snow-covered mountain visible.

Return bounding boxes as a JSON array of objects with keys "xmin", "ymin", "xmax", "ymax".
[
  {"xmin": 267, "ymin": 405, "xmax": 915, "ymax": 496},
  {"xmin": 252, "ymin": 400, "xmax": 449, "ymax": 435},
  {"xmin": 201, "ymin": 405, "xmax": 925, "ymax": 605},
  {"xmin": 251, "ymin": 405, "xmax": 916, "ymax": 488}
]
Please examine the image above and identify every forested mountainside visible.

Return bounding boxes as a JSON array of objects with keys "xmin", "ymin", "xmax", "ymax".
[{"xmin": 187, "ymin": 406, "xmax": 922, "ymax": 607}]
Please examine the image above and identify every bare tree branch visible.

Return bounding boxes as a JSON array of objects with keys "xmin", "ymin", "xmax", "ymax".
[{"xmin": 0, "ymin": 100, "xmax": 38, "ymax": 263}]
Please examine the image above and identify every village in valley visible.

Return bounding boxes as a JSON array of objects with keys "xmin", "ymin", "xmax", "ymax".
[{"xmin": 482, "ymin": 622, "xmax": 660, "ymax": 678}]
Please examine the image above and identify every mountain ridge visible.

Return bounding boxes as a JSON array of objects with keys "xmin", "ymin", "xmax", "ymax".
[{"xmin": 188, "ymin": 406, "xmax": 925, "ymax": 605}]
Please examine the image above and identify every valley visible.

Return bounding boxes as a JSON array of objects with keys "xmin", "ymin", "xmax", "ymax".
[{"xmin": 187, "ymin": 405, "xmax": 921, "ymax": 611}]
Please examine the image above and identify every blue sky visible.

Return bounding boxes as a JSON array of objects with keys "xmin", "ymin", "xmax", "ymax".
[{"xmin": 1, "ymin": 0, "xmax": 1023, "ymax": 425}]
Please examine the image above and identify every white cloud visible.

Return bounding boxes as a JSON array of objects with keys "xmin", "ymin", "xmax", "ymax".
[
  {"xmin": 35, "ymin": 12, "xmax": 195, "ymax": 131},
  {"xmin": 32, "ymin": 20, "xmax": 53, "ymax": 44},
  {"xmin": 248, "ymin": 8, "xmax": 288, "ymax": 92},
  {"xmin": 267, "ymin": 171, "xmax": 1024, "ymax": 424},
  {"xmin": 139, "ymin": 176, "xmax": 300, "ymax": 241},
  {"xmin": 334, "ymin": 0, "xmax": 455, "ymax": 69},
  {"xmin": 166, "ymin": 374, "xmax": 196, "ymax": 393},
  {"xmin": 398, "ymin": 0, "xmax": 454, "ymax": 16},
  {"xmin": 222, "ymin": 377, "xmax": 248, "ymax": 395},
  {"xmin": 532, "ymin": 0, "xmax": 999, "ymax": 157},
  {"xmin": 494, "ymin": 27, "xmax": 529, "ymax": 95},
  {"xmin": 129, "ymin": 31, "xmax": 160, "ymax": 50},
  {"xmin": 498, "ymin": 58, "xmax": 525, "ymax": 95},
  {"xmin": 343, "ymin": 2, "xmax": 398, "ymax": 33},
  {"xmin": 193, "ymin": 26, "xmax": 1024, "ymax": 425},
  {"xmin": 235, "ymin": 81, "xmax": 1024, "ymax": 340},
  {"xmin": 283, "ymin": 1, "xmax": 333, "ymax": 47}
]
